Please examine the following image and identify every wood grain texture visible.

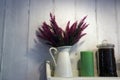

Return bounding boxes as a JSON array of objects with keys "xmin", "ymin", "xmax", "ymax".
[
  {"xmin": 54, "ymin": 0, "xmax": 75, "ymax": 29},
  {"xmin": 28, "ymin": 0, "xmax": 53, "ymax": 80},
  {"xmin": 96, "ymin": 0, "xmax": 119, "ymax": 60},
  {"xmin": 52, "ymin": 0, "xmax": 78, "ymax": 76},
  {"xmin": 75, "ymin": 0, "xmax": 97, "ymax": 76},
  {"xmin": 1, "ymin": 0, "xmax": 29, "ymax": 80},
  {"xmin": 76, "ymin": 0, "xmax": 97, "ymax": 51},
  {"xmin": 0, "ymin": 0, "xmax": 120, "ymax": 80},
  {"xmin": 0, "ymin": 0, "xmax": 5, "ymax": 79},
  {"xmin": 116, "ymin": 0, "xmax": 120, "ymax": 61},
  {"xmin": 0, "ymin": 0, "xmax": 5, "ymax": 70}
]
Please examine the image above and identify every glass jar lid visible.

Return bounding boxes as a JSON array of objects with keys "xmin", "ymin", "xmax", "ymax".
[{"xmin": 97, "ymin": 40, "xmax": 114, "ymax": 48}]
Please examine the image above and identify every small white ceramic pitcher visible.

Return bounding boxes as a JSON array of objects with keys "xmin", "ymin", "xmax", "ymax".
[{"xmin": 49, "ymin": 46, "xmax": 73, "ymax": 77}]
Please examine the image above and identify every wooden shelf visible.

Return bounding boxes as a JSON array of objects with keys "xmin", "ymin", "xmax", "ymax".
[{"xmin": 46, "ymin": 62, "xmax": 120, "ymax": 80}]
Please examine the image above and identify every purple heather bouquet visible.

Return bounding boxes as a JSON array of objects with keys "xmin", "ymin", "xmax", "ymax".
[{"xmin": 36, "ymin": 13, "xmax": 89, "ymax": 47}]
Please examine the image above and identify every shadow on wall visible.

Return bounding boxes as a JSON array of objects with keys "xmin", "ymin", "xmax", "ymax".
[
  {"xmin": 27, "ymin": 40, "xmax": 51, "ymax": 80},
  {"xmin": 26, "ymin": 39, "xmax": 85, "ymax": 80}
]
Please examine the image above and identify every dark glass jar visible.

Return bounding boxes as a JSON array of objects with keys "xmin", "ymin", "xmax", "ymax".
[{"xmin": 96, "ymin": 40, "xmax": 118, "ymax": 77}]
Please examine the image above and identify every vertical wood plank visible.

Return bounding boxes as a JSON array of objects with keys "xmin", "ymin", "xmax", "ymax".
[
  {"xmin": 0, "ymin": 0, "xmax": 5, "ymax": 64},
  {"xmin": 28, "ymin": 0, "xmax": 53, "ymax": 80},
  {"xmin": 96, "ymin": 0, "xmax": 119, "ymax": 60},
  {"xmin": 0, "ymin": 0, "xmax": 5, "ymax": 79},
  {"xmin": 1, "ymin": 0, "xmax": 29, "ymax": 80},
  {"xmin": 54, "ymin": 0, "xmax": 80, "ymax": 76},
  {"xmin": 76, "ymin": 0, "xmax": 97, "ymax": 51},
  {"xmin": 76, "ymin": 0, "xmax": 97, "ymax": 76},
  {"xmin": 54, "ymin": 0, "xmax": 75, "ymax": 29},
  {"xmin": 116, "ymin": 0, "xmax": 120, "ymax": 61}
]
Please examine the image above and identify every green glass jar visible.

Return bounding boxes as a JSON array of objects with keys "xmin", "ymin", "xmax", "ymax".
[{"xmin": 79, "ymin": 51, "xmax": 94, "ymax": 76}]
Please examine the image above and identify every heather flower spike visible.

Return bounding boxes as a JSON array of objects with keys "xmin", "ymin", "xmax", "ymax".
[{"xmin": 36, "ymin": 13, "xmax": 89, "ymax": 47}]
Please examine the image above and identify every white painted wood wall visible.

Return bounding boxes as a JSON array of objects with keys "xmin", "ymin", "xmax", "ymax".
[{"xmin": 0, "ymin": 0, "xmax": 120, "ymax": 80}]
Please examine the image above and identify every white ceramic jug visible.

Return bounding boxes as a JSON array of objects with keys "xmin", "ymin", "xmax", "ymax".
[{"xmin": 49, "ymin": 46, "xmax": 73, "ymax": 77}]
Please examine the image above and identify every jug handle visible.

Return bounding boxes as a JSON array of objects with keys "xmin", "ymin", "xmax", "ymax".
[{"xmin": 49, "ymin": 47, "xmax": 57, "ymax": 66}]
